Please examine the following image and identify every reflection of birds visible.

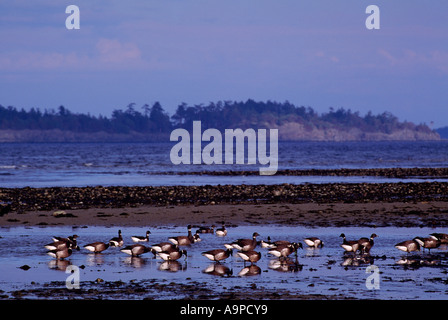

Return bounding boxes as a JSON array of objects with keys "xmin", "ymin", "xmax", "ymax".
[
  {"xmin": 202, "ymin": 249, "xmax": 232, "ymax": 262},
  {"xmin": 237, "ymin": 250, "xmax": 261, "ymax": 265},
  {"xmin": 159, "ymin": 261, "xmax": 184, "ymax": 272},
  {"xmin": 394, "ymin": 239, "xmax": 421, "ymax": 253},
  {"xmin": 225, "ymin": 232, "xmax": 260, "ymax": 251},
  {"xmin": 47, "ymin": 247, "xmax": 72, "ymax": 260},
  {"xmin": 358, "ymin": 234, "xmax": 377, "ymax": 254},
  {"xmin": 238, "ymin": 265, "xmax": 261, "ymax": 276},
  {"xmin": 109, "ymin": 230, "xmax": 124, "ymax": 247},
  {"xmin": 303, "ymin": 237, "xmax": 324, "ymax": 248},
  {"xmin": 131, "ymin": 230, "xmax": 151, "ymax": 242},
  {"xmin": 341, "ymin": 255, "xmax": 374, "ymax": 266},
  {"xmin": 120, "ymin": 244, "xmax": 151, "ymax": 257},
  {"xmin": 340, "ymin": 233, "xmax": 361, "ymax": 253},
  {"xmin": 47, "ymin": 259, "xmax": 71, "ymax": 271},
  {"xmin": 203, "ymin": 263, "xmax": 233, "ymax": 277},
  {"xmin": 414, "ymin": 235, "xmax": 441, "ymax": 253},
  {"xmin": 84, "ymin": 242, "xmax": 109, "ymax": 253},
  {"xmin": 122, "ymin": 256, "xmax": 146, "ymax": 268},
  {"xmin": 268, "ymin": 257, "xmax": 303, "ymax": 273}
]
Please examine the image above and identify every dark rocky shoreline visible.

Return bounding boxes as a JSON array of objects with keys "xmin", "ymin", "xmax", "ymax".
[
  {"xmin": 171, "ymin": 167, "xmax": 448, "ymax": 178},
  {"xmin": 1, "ymin": 181, "xmax": 447, "ymax": 214}
]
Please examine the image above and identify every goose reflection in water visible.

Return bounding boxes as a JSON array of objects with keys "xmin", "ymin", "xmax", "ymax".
[
  {"xmin": 341, "ymin": 255, "xmax": 375, "ymax": 267},
  {"xmin": 203, "ymin": 263, "xmax": 233, "ymax": 277},
  {"xmin": 158, "ymin": 260, "xmax": 186, "ymax": 273},
  {"xmin": 48, "ymin": 259, "xmax": 72, "ymax": 271},
  {"xmin": 268, "ymin": 257, "xmax": 303, "ymax": 273},
  {"xmin": 396, "ymin": 255, "xmax": 441, "ymax": 268},
  {"xmin": 238, "ymin": 264, "xmax": 261, "ymax": 276},
  {"xmin": 122, "ymin": 256, "xmax": 147, "ymax": 268}
]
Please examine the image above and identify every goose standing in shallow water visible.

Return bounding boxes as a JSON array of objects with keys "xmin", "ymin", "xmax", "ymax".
[
  {"xmin": 215, "ymin": 222, "xmax": 228, "ymax": 237},
  {"xmin": 358, "ymin": 234, "xmax": 377, "ymax": 254},
  {"xmin": 414, "ymin": 235, "xmax": 441, "ymax": 253},
  {"xmin": 340, "ymin": 233, "xmax": 362, "ymax": 253},
  {"xmin": 394, "ymin": 238, "xmax": 421, "ymax": 253},
  {"xmin": 260, "ymin": 236, "xmax": 276, "ymax": 249},
  {"xmin": 120, "ymin": 244, "xmax": 152, "ymax": 257},
  {"xmin": 268, "ymin": 243, "xmax": 302, "ymax": 260},
  {"xmin": 151, "ymin": 242, "xmax": 178, "ymax": 254},
  {"xmin": 202, "ymin": 249, "xmax": 233, "ymax": 262},
  {"xmin": 47, "ymin": 247, "xmax": 72, "ymax": 260},
  {"xmin": 237, "ymin": 250, "xmax": 261, "ymax": 265},
  {"xmin": 109, "ymin": 230, "xmax": 124, "ymax": 247},
  {"xmin": 196, "ymin": 225, "xmax": 215, "ymax": 234},
  {"xmin": 226, "ymin": 232, "xmax": 260, "ymax": 252},
  {"xmin": 169, "ymin": 225, "xmax": 200, "ymax": 246},
  {"xmin": 45, "ymin": 239, "xmax": 80, "ymax": 251},
  {"xmin": 84, "ymin": 242, "xmax": 110, "ymax": 253},
  {"xmin": 157, "ymin": 249, "xmax": 187, "ymax": 261},
  {"xmin": 131, "ymin": 230, "xmax": 151, "ymax": 243},
  {"xmin": 430, "ymin": 233, "xmax": 448, "ymax": 244},
  {"xmin": 303, "ymin": 237, "xmax": 324, "ymax": 249}
]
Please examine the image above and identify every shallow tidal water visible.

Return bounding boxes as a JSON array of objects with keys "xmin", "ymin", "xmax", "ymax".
[{"xmin": 0, "ymin": 225, "xmax": 447, "ymax": 300}]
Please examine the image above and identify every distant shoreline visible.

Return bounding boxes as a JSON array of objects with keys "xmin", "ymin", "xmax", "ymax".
[{"xmin": 0, "ymin": 128, "xmax": 441, "ymax": 143}]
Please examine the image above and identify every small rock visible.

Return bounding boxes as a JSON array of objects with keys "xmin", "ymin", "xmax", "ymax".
[
  {"xmin": 19, "ymin": 265, "xmax": 31, "ymax": 271},
  {"xmin": 53, "ymin": 210, "xmax": 67, "ymax": 217}
]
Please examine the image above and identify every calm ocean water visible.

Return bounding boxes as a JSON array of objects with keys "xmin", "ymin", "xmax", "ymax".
[{"xmin": 0, "ymin": 141, "xmax": 447, "ymax": 188}]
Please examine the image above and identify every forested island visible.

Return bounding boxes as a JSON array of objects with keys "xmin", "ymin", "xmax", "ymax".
[{"xmin": 0, "ymin": 100, "xmax": 441, "ymax": 142}]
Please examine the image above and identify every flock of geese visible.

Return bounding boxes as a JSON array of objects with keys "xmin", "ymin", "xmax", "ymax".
[{"xmin": 44, "ymin": 223, "xmax": 448, "ymax": 269}]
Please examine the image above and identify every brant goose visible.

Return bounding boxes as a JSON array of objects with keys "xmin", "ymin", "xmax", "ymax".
[
  {"xmin": 215, "ymin": 222, "xmax": 228, "ymax": 237},
  {"xmin": 414, "ymin": 235, "xmax": 441, "ymax": 253},
  {"xmin": 394, "ymin": 238, "xmax": 421, "ymax": 253},
  {"xmin": 202, "ymin": 249, "xmax": 233, "ymax": 262},
  {"xmin": 430, "ymin": 233, "xmax": 448, "ymax": 244},
  {"xmin": 260, "ymin": 236, "xmax": 276, "ymax": 249},
  {"xmin": 45, "ymin": 240, "xmax": 79, "ymax": 251},
  {"xmin": 157, "ymin": 249, "xmax": 188, "ymax": 261},
  {"xmin": 268, "ymin": 243, "xmax": 302, "ymax": 259},
  {"xmin": 131, "ymin": 230, "xmax": 151, "ymax": 243},
  {"xmin": 237, "ymin": 250, "xmax": 261, "ymax": 265},
  {"xmin": 303, "ymin": 237, "xmax": 324, "ymax": 248},
  {"xmin": 196, "ymin": 225, "xmax": 216, "ymax": 234},
  {"xmin": 226, "ymin": 232, "xmax": 260, "ymax": 252},
  {"xmin": 340, "ymin": 233, "xmax": 362, "ymax": 253},
  {"xmin": 168, "ymin": 225, "xmax": 199, "ymax": 246},
  {"xmin": 358, "ymin": 233, "xmax": 377, "ymax": 254},
  {"xmin": 84, "ymin": 241, "xmax": 110, "ymax": 253},
  {"xmin": 120, "ymin": 244, "xmax": 151, "ymax": 257},
  {"xmin": 109, "ymin": 230, "xmax": 124, "ymax": 247},
  {"xmin": 151, "ymin": 242, "xmax": 178, "ymax": 254},
  {"xmin": 47, "ymin": 248, "xmax": 72, "ymax": 260}
]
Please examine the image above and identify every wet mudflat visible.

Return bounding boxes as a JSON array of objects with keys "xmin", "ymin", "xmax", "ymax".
[{"xmin": 1, "ymin": 225, "xmax": 447, "ymax": 300}]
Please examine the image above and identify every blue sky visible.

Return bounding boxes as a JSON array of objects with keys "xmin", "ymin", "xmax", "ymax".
[{"xmin": 1, "ymin": 1, "xmax": 447, "ymax": 127}]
